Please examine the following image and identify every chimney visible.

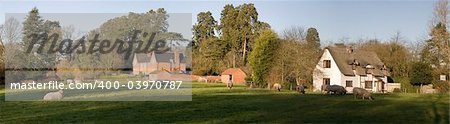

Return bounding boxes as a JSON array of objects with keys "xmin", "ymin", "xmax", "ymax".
[
  {"xmin": 174, "ymin": 49, "xmax": 180, "ymax": 70},
  {"xmin": 147, "ymin": 51, "xmax": 153, "ymax": 58}
]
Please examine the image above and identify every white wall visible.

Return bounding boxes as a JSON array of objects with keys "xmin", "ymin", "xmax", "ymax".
[{"xmin": 313, "ymin": 49, "xmax": 343, "ymax": 91}]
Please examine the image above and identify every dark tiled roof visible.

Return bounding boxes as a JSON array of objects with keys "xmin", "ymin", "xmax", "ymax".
[
  {"xmin": 326, "ymin": 46, "xmax": 386, "ymax": 76},
  {"xmin": 155, "ymin": 53, "xmax": 186, "ymax": 63},
  {"xmin": 135, "ymin": 52, "xmax": 185, "ymax": 63},
  {"xmin": 135, "ymin": 53, "xmax": 150, "ymax": 63}
]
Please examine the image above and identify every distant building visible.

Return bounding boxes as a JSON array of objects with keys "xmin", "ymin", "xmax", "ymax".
[
  {"xmin": 221, "ymin": 68, "xmax": 247, "ymax": 84},
  {"xmin": 313, "ymin": 46, "xmax": 400, "ymax": 93},
  {"xmin": 132, "ymin": 50, "xmax": 186, "ymax": 75}
]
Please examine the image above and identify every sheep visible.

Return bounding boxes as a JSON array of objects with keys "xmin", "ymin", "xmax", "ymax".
[
  {"xmin": 322, "ymin": 84, "xmax": 331, "ymax": 94},
  {"xmin": 273, "ymin": 83, "xmax": 282, "ymax": 91},
  {"xmin": 296, "ymin": 85, "xmax": 306, "ymax": 94},
  {"xmin": 226, "ymin": 82, "xmax": 233, "ymax": 89},
  {"xmin": 353, "ymin": 87, "xmax": 374, "ymax": 100},
  {"xmin": 198, "ymin": 77, "xmax": 208, "ymax": 83},
  {"xmin": 329, "ymin": 85, "xmax": 347, "ymax": 95},
  {"xmin": 43, "ymin": 89, "xmax": 64, "ymax": 100}
]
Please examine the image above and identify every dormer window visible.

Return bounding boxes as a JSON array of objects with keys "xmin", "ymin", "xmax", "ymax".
[
  {"xmin": 323, "ymin": 60, "xmax": 331, "ymax": 68},
  {"xmin": 365, "ymin": 64, "xmax": 374, "ymax": 74}
]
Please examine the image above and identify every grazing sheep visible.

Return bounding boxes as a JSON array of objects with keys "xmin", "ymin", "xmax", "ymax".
[
  {"xmin": 353, "ymin": 87, "xmax": 374, "ymax": 100},
  {"xmin": 43, "ymin": 89, "xmax": 64, "ymax": 100},
  {"xmin": 198, "ymin": 77, "xmax": 208, "ymax": 83},
  {"xmin": 322, "ymin": 84, "xmax": 331, "ymax": 94},
  {"xmin": 296, "ymin": 85, "xmax": 306, "ymax": 94},
  {"xmin": 329, "ymin": 85, "xmax": 347, "ymax": 95},
  {"xmin": 226, "ymin": 82, "xmax": 233, "ymax": 89},
  {"xmin": 273, "ymin": 83, "xmax": 282, "ymax": 91}
]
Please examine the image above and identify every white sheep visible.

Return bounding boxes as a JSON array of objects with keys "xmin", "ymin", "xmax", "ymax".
[
  {"xmin": 43, "ymin": 89, "xmax": 64, "ymax": 100},
  {"xmin": 198, "ymin": 77, "xmax": 208, "ymax": 83},
  {"xmin": 273, "ymin": 83, "xmax": 282, "ymax": 91}
]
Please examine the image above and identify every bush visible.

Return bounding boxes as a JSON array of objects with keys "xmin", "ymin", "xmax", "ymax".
[
  {"xmin": 394, "ymin": 77, "xmax": 418, "ymax": 93},
  {"xmin": 432, "ymin": 80, "xmax": 450, "ymax": 93},
  {"xmin": 409, "ymin": 61, "xmax": 433, "ymax": 86}
]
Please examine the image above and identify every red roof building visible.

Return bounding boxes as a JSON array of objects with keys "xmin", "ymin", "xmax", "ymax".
[{"xmin": 221, "ymin": 68, "xmax": 247, "ymax": 84}]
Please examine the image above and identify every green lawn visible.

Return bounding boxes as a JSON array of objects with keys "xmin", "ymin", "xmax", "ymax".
[{"xmin": 1, "ymin": 83, "xmax": 449, "ymax": 123}]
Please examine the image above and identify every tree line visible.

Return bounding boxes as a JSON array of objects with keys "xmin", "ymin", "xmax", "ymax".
[{"xmin": 192, "ymin": 4, "xmax": 322, "ymax": 88}]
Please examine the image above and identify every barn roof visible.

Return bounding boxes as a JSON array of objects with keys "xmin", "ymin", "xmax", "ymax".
[
  {"xmin": 134, "ymin": 52, "xmax": 186, "ymax": 63},
  {"xmin": 135, "ymin": 53, "xmax": 150, "ymax": 63},
  {"xmin": 155, "ymin": 53, "xmax": 186, "ymax": 63},
  {"xmin": 326, "ymin": 46, "xmax": 386, "ymax": 76},
  {"xmin": 222, "ymin": 68, "xmax": 247, "ymax": 76}
]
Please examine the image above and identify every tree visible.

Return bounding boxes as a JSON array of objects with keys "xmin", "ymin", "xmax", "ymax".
[
  {"xmin": 422, "ymin": 0, "xmax": 450, "ymax": 79},
  {"xmin": 410, "ymin": 61, "xmax": 433, "ymax": 86},
  {"xmin": 2, "ymin": 17, "xmax": 22, "ymax": 43},
  {"xmin": 22, "ymin": 7, "xmax": 43, "ymax": 49},
  {"xmin": 282, "ymin": 26, "xmax": 306, "ymax": 41},
  {"xmin": 192, "ymin": 38, "xmax": 227, "ymax": 75},
  {"xmin": 358, "ymin": 34, "xmax": 412, "ymax": 78},
  {"xmin": 0, "ymin": 26, "xmax": 4, "ymax": 84},
  {"xmin": 306, "ymin": 27, "xmax": 321, "ymax": 54},
  {"xmin": 249, "ymin": 30, "xmax": 279, "ymax": 87},
  {"xmin": 219, "ymin": 4, "xmax": 240, "ymax": 67},
  {"xmin": 219, "ymin": 4, "xmax": 270, "ymax": 67},
  {"xmin": 267, "ymin": 26, "xmax": 322, "ymax": 90},
  {"xmin": 19, "ymin": 7, "xmax": 60, "ymax": 80},
  {"xmin": 192, "ymin": 11, "xmax": 217, "ymax": 50},
  {"xmin": 191, "ymin": 11, "xmax": 227, "ymax": 75},
  {"xmin": 431, "ymin": 0, "xmax": 449, "ymax": 29},
  {"xmin": 84, "ymin": 8, "xmax": 182, "ymax": 72}
]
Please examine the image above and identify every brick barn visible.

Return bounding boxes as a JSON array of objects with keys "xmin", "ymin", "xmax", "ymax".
[
  {"xmin": 132, "ymin": 50, "xmax": 186, "ymax": 75},
  {"xmin": 221, "ymin": 68, "xmax": 247, "ymax": 84}
]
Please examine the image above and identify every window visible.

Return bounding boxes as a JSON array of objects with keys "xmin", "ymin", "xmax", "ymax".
[
  {"xmin": 323, "ymin": 78, "xmax": 330, "ymax": 85},
  {"xmin": 323, "ymin": 60, "xmax": 331, "ymax": 68},
  {"xmin": 346, "ymin": 80, "xmax": 353, "ymax": 87},
  {"xmin": 365, "ymin": 81, "xmax": 372, "ymax": 89}
]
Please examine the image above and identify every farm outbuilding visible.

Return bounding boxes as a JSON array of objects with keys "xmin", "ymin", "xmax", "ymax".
[{"xmin": 221, "ymin": 68, "xmax": 247, "ymax": 84}]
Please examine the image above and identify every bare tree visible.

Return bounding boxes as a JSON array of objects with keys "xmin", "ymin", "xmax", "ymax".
[
  {"xmin": 281, "ymin": 26, "xmax": 306, "ymax": 42},
  {"xmin": 0, "ymin": 25, "xmax": 4, "ymax": 45},
  {"xmin": 431, "ymin": 0, "xmax": 449, "ymax": 29},
  {"xmin": 62, "ymin": 25, "xmax": 75, "ymax": 39},
  {"xmin": 1, "ymin": 17, "xmax": 22, "ymax": 43}
]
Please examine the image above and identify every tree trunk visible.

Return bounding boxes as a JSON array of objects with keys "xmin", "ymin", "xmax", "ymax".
[
  {"xmin": 233, "ymin": 54, "xmax": 236, "ymax": 68},
  {"xmin": 242, "ymin": 38, "xmax": 247, "ymax": 66},
  {"xmin": 420, "ymin": 84, "xmax": 423, "ymax": 93}
]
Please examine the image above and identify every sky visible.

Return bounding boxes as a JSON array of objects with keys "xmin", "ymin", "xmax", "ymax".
[{"xmin": 0, "ymin": 0, "xmax": 439, "ymax": 43}]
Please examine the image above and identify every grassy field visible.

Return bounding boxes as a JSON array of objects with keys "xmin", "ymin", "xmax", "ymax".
[{"xmin": 1, "ymin": 83, "xmax": 449, "ymax": 123}]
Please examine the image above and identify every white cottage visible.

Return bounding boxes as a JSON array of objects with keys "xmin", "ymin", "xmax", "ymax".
[{"xmin": 313, "ymin": 46, "xmax": 393, "ymax": 93}]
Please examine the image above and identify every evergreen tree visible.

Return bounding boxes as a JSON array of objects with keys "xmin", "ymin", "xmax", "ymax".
[
  {"xmin": 410, "ymin": 61, "xmax": 433, "ymax": 86},
  {"xmin": 192, "ymin": 11, "xmax": 217, "ymax": 50},
  {"xmin": 306, "ymin": 27, "xmax": 321, "ymax": 53},
  {"xmin": 22, "ymin": 7, "xmax": 43, "ymax": 49},
  {"xmin": 249, "ymin": 30, "xmax": 279, "ymax": 87}
]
